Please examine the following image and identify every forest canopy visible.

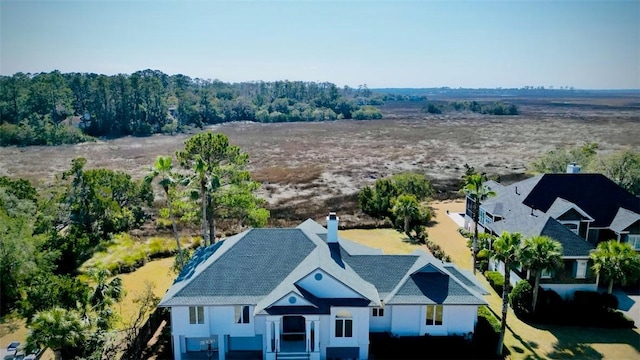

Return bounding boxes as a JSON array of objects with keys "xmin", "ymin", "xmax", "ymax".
[{"xmin": 0, "ymin": 70, "xmax": 382, "ymax": 146}]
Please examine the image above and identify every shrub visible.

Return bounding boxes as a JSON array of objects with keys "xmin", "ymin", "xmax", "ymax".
[
  {"xmin": 457, "ymin": 227, "xmax": 473, "ymax": 238},
  {"xmin": 477, "ymin": 306, "xmax": 501, "ymax": 334},
  {"xmin": 510, "ymin": 280, "xmax": 533, "ymax": 319},
  {"xmin": 601, "ymin": 293, "xmax": 619, "ymax": 309},
  {"xmin": 484, "ymin": 271, "xmax": 505, "ymax": 294}
]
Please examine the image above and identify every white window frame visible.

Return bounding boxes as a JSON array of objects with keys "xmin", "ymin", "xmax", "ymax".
[
  {"xmin": 575, "ymin": 260, "xmax": 588, "ymax": 279},
  {"xmin": 541, "ymin": 268, "xmax": 552, "ymax": 279},
  {"xmin": 628, "ymin": 234, "xmax": 640, "ymax": 251},
  {"xmin": 235, "ymin": 305, "xmax": 250, "ymax": 324},
  {"xmin": 335, "ymin": 311, "xmax": 353, "ymax": 337},
  {"xmin": 425, "ymin": 305, "xmax": 443, "ymax": 326},
  {"xmin": 189, "ymin": 306, "xmax": 204, "ymax": 324},
  {"xmin": 372, "ymin": 308, "xmax": 384, "ymax": 317},
  {"xmin": 560, "ymin": 221, "xmax": 580, "ymax": 235}
]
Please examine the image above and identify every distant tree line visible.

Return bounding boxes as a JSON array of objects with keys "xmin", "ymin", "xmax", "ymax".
[
  {"xmin": 424, "ymin": 100, "xmax": 519, "ymax": 115},
  {"xmin": 0, "ymin": 70, "xmax": 383, "ymax": 146}
]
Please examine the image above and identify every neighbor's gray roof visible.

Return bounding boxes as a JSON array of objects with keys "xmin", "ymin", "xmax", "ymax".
[
  {"xmin": 482, "ymin": 175, "xmax": 594, "ymax": 257},
  {"xmin": 490, "ymin": 214, "xmax": 594, "ymax": 257},
  {"xmin": 160, "ymin": 219, "xmax": 487, "ymax": 309},
  {"xmin": 610, "ymin": 208, "xmax": 640, "ymax": 233}
]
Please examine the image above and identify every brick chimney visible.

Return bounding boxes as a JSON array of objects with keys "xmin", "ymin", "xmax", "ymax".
[{"xmin": 326, "ymin": 212, "xmax": 339, "ymax": 243}]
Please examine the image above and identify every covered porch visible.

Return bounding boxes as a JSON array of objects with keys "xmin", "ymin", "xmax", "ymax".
[{"xmin": 265, "ymin": 315, "xmax": 320, "ymax": 360}]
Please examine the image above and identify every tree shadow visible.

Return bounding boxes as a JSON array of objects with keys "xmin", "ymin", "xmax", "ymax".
[
  {"xmin": 0, "ymin": 312, "xmax": 21, "ymax": 336},
  {"xmin": 401, "ymin": 235, "xmax": 422, "ymax": 245},
  {"xmin": 530, "ymin": 322, "xmax": 640, "ymax": 359}
]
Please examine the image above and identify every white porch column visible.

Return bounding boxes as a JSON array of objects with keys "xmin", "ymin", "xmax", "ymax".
[
  {"xmin": 218, "ymin": 335, "xmax": 226, "ymax": 360},
  {"xmin": 274, "ymin": 320, "xmax": 281, "ymax": 352},
  {"xmin": 266, "ymin": 320, "xmax": 273, "ymax": 352},
  {"xmin": 305, "ymin": 320, "xmax": 311, "ymax": 352},
  {"xmin": 313, "ymin": 320, "xmax": 320, "ymax": 351}
]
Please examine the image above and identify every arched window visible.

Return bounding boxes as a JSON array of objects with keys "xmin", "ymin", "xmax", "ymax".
[{"xmin": 335, "ymin": 310, "xmax": 353, "ymax": 337}]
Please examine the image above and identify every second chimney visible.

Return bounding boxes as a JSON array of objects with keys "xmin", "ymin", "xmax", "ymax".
[{"xmin": 327, "ymin": 212, "xmax": 339, "ymax": 243}]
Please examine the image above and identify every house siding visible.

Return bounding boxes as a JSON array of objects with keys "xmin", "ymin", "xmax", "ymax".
[
  {"xmin": 369, "ymin": 306, "xmax": 392, "ymax": 332},
  {"xmin": 390, "ymin": 305, "xmax": 422, "ymax": 336}
]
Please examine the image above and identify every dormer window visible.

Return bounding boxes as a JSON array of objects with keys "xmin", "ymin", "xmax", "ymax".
[{"xmin": 560, "ymin": 221, "xmax": 579, "ymax": 235}]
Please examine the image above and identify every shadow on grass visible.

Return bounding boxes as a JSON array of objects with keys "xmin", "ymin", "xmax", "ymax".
[
  {"xmin": 369, "ymin": 332, "xmax": 502, "ymax": 359},
  {"xmin": 526, "ymin": 323, "xmax": 639, "ymax": 359},
  {"xmin": 400, "ymin": 235, "xmax": 423, "ymax": 245},
  {"xmin": 0, "ymin": 312, "xmax": 21, "ymax": 336}
]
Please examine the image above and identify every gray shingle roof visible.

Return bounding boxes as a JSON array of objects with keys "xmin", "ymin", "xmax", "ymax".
[
  {"xmin": 539, "ymin": 218, "xmax": 594, "ymax": 257},
  {"xmin": 610, "ymin": 208, "xmax": 640, "ymax": 233},
  {"xmin": 443, "ymin": 264, "xmax": 491, "ymax": 295},
  {"xmin": 386, "ymin": 273, "xmax": 487, "ymax": 305},
  {"xmin": 160, "ymin": 219, "xmax": 487, "ymax": 309},
  {"xmin": 342, "ymin": 255, "xmax": 419, "ymax": 298},
  {"xmin": 522, "ymin": 174, "xmax": 640, "ymax": 228},
  {"xmin": 160, "ymin": 229, "xmax": 317, "ymax": 306}
]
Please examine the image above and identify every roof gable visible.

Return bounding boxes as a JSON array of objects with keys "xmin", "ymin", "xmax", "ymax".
[
  {"xmin": 610, "ymin": 208, "xmax": 640, "ymax": 233},
  {"xmin": 270, "ymin": 291, "xmax": 316, "ymax": 308},
  {"xmin": 522, "ymin": 174, "xmax": 639, "ymax": 228},
  {"xmin": 296, "ymin": 269, "xmax": 365, "ymax": 299}
]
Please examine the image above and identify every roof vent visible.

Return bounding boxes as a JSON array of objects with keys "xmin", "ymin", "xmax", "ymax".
[{"xmin": 566, "ymin": 163, "xmax": 581, "ymax": 174}]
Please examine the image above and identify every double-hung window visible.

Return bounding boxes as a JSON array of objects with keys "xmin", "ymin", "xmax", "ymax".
[
  {"xmin": 235, "ymin": 305, "xmax": 250, "ymax": 324},
  {"xmin": 189, "ymin": 306, "xmax": 204, "ymax": 324},
  {"xmin": 426, "ymin": 305, "xmax": 443, "ymax": 326},
  {"xmin": 372, "ymin": 308, "xmax": 384, "ymax": 317}
]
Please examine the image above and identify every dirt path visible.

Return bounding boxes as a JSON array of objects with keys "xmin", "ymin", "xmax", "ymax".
[{"xmin": 430, "ymin": 200, "xmax": 640, "ymax": 360}]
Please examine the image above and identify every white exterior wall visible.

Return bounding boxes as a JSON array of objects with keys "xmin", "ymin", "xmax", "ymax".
[
  {"xmin": 171, "ymin": 306, "xmax": 213, "ymax": 360},
  {"xmin": 298, "ymin": 270, "xmax": 361, "ymax": 298},
  {"xmin": 541, "ymin": 283, "xmax": 598, "ymax": 300},
  {"xmin": 390, "ymin": 305, "xmax": 422, "ymax": 336},
  {"xmin": 209, "ymin": 306, "xmax": 255, "ymax": 337},
  {"xmin": 369, "ymin": 307, "xmax": 392, "ymax": 332},
  {"xmin": 491, "ymin": 260, "xmax": 523, "ymax": 287},
  {"xmin": 443, "ymin": 306, "xmax": 477, "ymax": 335}
]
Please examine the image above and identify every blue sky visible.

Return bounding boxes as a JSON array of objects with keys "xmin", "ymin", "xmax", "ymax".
[{"xmin": 1, "ymin": 0, "xmax": 638, "ymax": 89}]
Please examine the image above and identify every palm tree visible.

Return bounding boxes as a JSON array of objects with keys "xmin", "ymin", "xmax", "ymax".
[
  {"xmin": 489, "ymin": 231, "xmax": 522, "ymax": 356},
  {"xmin": 145, "ymin": 155, "xmax": 183, "ymax": 268},
  {"xmin": 85, "ymin": 268, "xmax": 124, "ymax": 329},
  {"xmin": 26, "ymin": 307, "xmax": 90, "ymax": 360},
  {"xmin": 590, "ymin": 240, "xmax": 640, "ymax": 294},
  {"xmin": 519, "ymin": 235, "xmax": 563, "ymax": 313},
  {"xmin": 392, "ymin": 194, "xmax": 420, "ymax": 236},
  {"xmin": 193, "ymin": 155, "xmax": 210, "ymax": 245},
  {"xmin": 462, "ymin": 173, "xmax": 496, "ymax": 274}
]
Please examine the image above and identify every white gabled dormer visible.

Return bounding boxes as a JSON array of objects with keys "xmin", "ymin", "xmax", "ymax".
[{"xmin": 297, "ymin": 269, "xmax": 363, "ymax": 299}]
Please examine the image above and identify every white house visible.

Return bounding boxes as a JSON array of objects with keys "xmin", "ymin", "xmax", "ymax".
[{"xmin": 159, "ymin": 213, "xmax": 488, "ymax": 360}]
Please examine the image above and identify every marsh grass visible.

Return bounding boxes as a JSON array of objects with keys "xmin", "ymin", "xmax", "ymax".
[{"xmin": 80, "ymin": 233, "xmax": 200, "ymax": 275}]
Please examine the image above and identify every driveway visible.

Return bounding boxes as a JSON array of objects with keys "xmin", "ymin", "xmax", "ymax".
[{"xmin": 612, "ymin": 288, "xmax": 640, "ymax": 327}]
